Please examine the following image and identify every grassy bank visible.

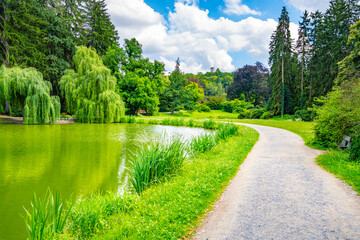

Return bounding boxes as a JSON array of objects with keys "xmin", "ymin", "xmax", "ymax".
[
  {"xmin": 23, "ymin": 123, "xmax": 258, "ymax": 239},
  {"xmin": 317, "ymin": 151, "xmax": 360, "ymax": 193}
]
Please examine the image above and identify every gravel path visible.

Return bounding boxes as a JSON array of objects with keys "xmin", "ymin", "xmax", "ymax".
[{"xmin": 193, "ymin": 124, "xmax": 360, "ymax": 240}]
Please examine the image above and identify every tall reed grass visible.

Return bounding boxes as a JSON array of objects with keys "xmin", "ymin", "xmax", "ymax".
[
  {"xmin": 24, "ymin": 189, "xmax": 73, "ymax": 240},
  {"xmin": 130, "ymin": 137, "xmax": 187, "ymax": 194},
  {"xmin": 189, "ymin": 134, "xmax": 216, "ymax": 154},
  {"xmin": 215, "ymin": 123, "xmax": 239, "ymax": 142}
]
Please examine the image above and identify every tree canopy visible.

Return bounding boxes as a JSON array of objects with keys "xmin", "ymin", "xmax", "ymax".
[
  {"xmin": 59, "ymin": 46, "xmax": 125, "ymax": 123},
  {"xmin": 0, "ymin": 65, "xmax": 60, "ymax": 124}
]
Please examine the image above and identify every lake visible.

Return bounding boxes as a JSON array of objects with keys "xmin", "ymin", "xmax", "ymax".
[{"xmin": 0, "ymin": 123, "xmax": 207, "ymax": 240}]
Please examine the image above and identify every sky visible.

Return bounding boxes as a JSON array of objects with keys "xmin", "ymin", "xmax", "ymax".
[{"xmin": 105, "ymin": 0, "xmax": 331, "ymax": 73}]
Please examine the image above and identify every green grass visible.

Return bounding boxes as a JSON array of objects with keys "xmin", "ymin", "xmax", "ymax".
[
  {"xmin": 57, "ymin": 125, "xmax": 258, "ymax": 239},
  {"xmin": 233, "ymin": 119, "xmax": 316, "ymax": 145},
  {"xmin": 317, "ymin": 150, "xmax": 360, "ymax": 194},
  {"xmin": 142, "ymin": 110, "xmax": 239, "ymax": 120}
]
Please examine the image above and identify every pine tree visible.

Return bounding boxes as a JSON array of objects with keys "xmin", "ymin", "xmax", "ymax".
[
  {"xmin": 308, "ymin": 0, "xmax": 360, "ymax": 99},
  {"xmin": 85, "ymin": 0, "xmax": 119, "ymax": 56},
  {"xmin": 269, "ymin": 7, "xmax": 293, "ymax": 116},
  {"xmin": 296, "ymin": 11, "xmax": 311, "ymax": 109}
]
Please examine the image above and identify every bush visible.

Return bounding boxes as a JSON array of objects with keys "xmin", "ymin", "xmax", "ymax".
[
  {"xmin": 260, "ymin": 111, "xmax": 271, "ymax": 119},
  {"xmin": 237, "ymin": 109, "xmax": 251, "ymax": 119},
  {"xmin": 197, "ymin": 104, "xmax": 211, "ymax": 112},
  {"xmin": 249, "ymin": 108, "xmax": 266, "ymax": 119},
  {"xmin": 350, "ymin": 134, "xmax": 360, "ymax": 162},
  {"xmin": 205, "ymin": 96, "xmax": 226, "ymax": 110},
  {"xmin": 222, "ymin": 99, "xmax": 254, "ymax": 113},
  {"xmin": 314, "ymin": 82, "xmax": 360, "ymax": 147},
  {"xmin": 294, "ymin": 109, "xmax": 315, "ymax": 122}
]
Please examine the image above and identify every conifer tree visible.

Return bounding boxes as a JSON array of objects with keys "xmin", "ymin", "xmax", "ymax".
[
  {"xmin": 296, "ymin": 11, "xmax": 311, "ymax": 109},
  {"xmin": 269, "ymin": 7, "xmax": 293, "ymax": 116},
  {"xmin": 85, "ymin": 0, "xmax": 119, "ymax": 56}
]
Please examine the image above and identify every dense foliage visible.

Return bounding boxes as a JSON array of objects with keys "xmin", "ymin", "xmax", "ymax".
[
  {"xmin": 59, "ymin": 46, "xmax": 125, "ymax": 123},
  {"xmin": 313, "ymin": 20, "xmax": 360, "ymax": 149},
  {"xmin": 0, "ymin": 66, "xmax": 60, "ymax": 124}
]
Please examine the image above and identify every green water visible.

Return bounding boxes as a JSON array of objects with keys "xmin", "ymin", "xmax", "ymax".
[{"xmin": 0, "ymin": 123, "xmax": 207, "ymax": 240}]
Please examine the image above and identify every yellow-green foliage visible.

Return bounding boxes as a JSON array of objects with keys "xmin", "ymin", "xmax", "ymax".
[
  {"xmin": 60, "ymin": 46, "xmax": 125, "ymax": 123},
  {"xmin": 0, "ymin": 65, "xmax": 60, "ymax": 124}
]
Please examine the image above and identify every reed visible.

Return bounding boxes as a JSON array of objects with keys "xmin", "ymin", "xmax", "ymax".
[
  {"xmin": 24, "ymin": 189, "xmax": 72, "ymax": 240},
  {"xmin": 215, "ymin": 123, "xmax": 239, "ymax": 142},
  {"xmin": 189, "ymin": 133, "xmax": 216, "ymax": 154},
  {"xmin": 130, "ymin": 137, "xmax": 186, "ymax": 194}
]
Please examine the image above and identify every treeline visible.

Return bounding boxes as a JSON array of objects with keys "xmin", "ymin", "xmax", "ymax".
[{"xmin": 267, "ymin": 0, "xmax": 360, "ymax": 117}]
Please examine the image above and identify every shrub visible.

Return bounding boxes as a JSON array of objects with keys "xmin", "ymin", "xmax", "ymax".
[
  {"xmin": 260, "ymin": 111, "xmax": 271, "ymax": 119},
  {"xmin": 205, "ymin": 96, "xmax": 226, "ymax": 110},
  {"xmin": 249, "ymin": 108, "xmax": 266, "ymax": 119},
  {"xmin": 350, "ymin": 133, "xmax": 360, "ymax": 162},
  {"xmin": 237, "ymin": 109, "xmax": 251, "ymax": 119},
  {"xmin": 197, "ymin": 104, "xmax": 211, "ymax": 112},
  {"xmin": 314, "ymin": 82, "xmax": 360, "ymax": 147},
  {"xmin": 294, "ymin": 109, "xmax": 315, "ymax": 122}
]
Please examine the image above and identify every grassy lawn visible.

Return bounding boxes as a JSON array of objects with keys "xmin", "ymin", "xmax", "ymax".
[{"xmin": 317, "ymin": 150, "xmax": 360, "ymax": 193}]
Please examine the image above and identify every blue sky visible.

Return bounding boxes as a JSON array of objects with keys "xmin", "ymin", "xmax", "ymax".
[{"xmin": 106, "ymin": 0, "xmax": 330, "ymax": 73}]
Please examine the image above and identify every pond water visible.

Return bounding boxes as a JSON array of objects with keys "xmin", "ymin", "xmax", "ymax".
[{"xmin": 0, "ymin": 123, "xmax": 208, "ymax": 240}]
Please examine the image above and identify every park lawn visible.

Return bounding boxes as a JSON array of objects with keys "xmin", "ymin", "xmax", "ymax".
[{"xmin": 317, "ymin": 150, "xmax": 360, "ymax": 194}]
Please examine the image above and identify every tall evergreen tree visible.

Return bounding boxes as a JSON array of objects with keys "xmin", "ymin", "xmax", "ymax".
[
  {"xmin": 308, "ymin": 0, "xmax": 360, "ymax": 99},
  {"xmin": 269, "ymin": 7, "xmax": 293, "ymax": 116},
  {"xmin": 85, "ymin": 0, "xmax": 119, "ymax": 56},
  {"xmin": 296, "ymin": 10, "xmax": 311, "ymax": 109}
]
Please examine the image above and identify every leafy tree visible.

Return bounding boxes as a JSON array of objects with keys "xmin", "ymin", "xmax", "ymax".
[
  {"xmin": 106, "ymin": 38, "xmax": 166, "ymax": 115},
  {"xmin": 0, "ymin": 65, "xmax": 60, "ymax": 124},
  {"xmin": 117, "ymin": 72, "xmax": 159, "ymax": 115},
  {"xmin": 59, "ymin": 46, "xmax": 125, "ymax": 123},
  {"xmin": 314, "ymin": 20, "xmax": 360, "ymax": 147},
  {"xmin": 227, "ymin": 62, "xmax": 270, "ymax": 106},
  {"xmin": 269, "ymin": 7, "xmax": 294, "ymax": 116}
]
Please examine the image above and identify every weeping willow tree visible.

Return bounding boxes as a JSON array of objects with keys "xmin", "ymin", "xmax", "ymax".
[
  {"xmin": 59, "ymin": 46, "xmax": 125, "ymax": 123},
  {"xmin": 0, "ymin": 65, "xmax": 60, "ymax": 124}
]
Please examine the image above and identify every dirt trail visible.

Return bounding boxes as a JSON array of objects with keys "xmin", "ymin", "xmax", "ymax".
[{"xmin": 193, "ymin": 123, "xmax": 360, "ymax": 240}]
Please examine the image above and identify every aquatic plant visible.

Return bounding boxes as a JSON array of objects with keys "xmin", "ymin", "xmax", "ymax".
[
  {"xmin": 24, "ymin": 190, "xmax": 73, "ymax": 240},
  {"xmin": 189, "ymin": 133, "xmax": 216, "ymax": 154},
  {"xmin": 130, "ymin": 137, "xmax": 186, "ymax": 194},
  {"xmin": 215, "ymin": 123, "xmax": 239, "ymax": 142},
  {"xmin": 0, "ymin": 65, "xmax": 60, "ymax": 124},
  {"xmin": 59, "ymin": 46, "xmax": 125, "ymax": 123}
]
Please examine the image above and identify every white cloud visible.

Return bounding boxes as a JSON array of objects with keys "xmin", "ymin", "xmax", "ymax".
[
  {"xmin": 223, "ymin": 0, "xmax": 261, "ymax": 16},
  {"xmin": 287, "ymin": 0, "xmax": 330, "ymax": 12},
  {"xmin": 106, "ymin": 0, "xmax": 298, "ymax": 73}
]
